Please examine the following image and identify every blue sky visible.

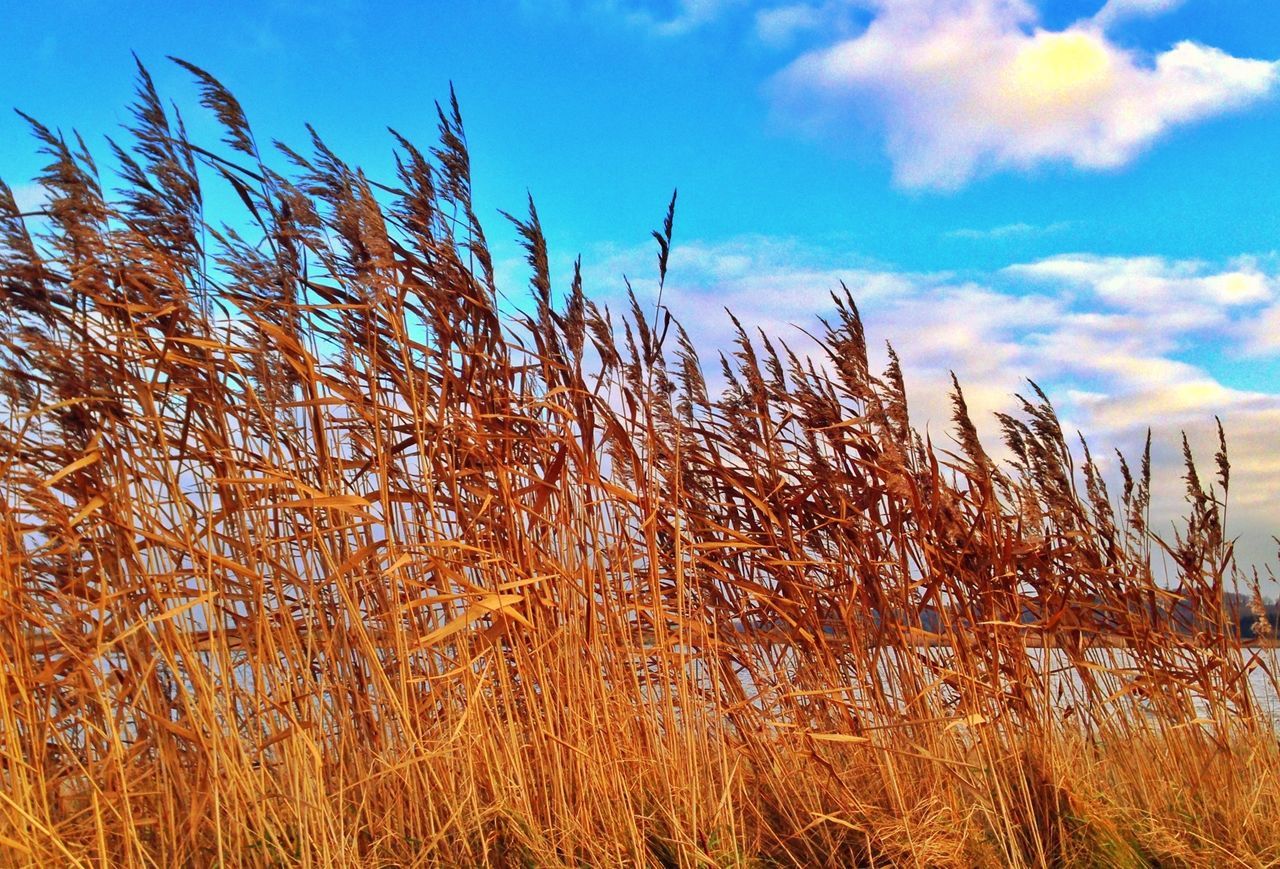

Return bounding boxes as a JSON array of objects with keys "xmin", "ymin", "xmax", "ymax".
[{"xmin": 4, "ymin": 0, "xmax": 1279, "ymax": 568}]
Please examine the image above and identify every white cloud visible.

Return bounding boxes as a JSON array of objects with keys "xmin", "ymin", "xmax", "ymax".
[
  {"xmin": 1094, "ymin": 0, "xmax": 1186, "ymax": 28},
  {"xmin": 769, "ymin": 0, "xmax": 1279, "ymax": 189},
  {"xmin": 579, "ymin": 236, "xmax": 1280, "ymax": 570},
  {"xmin": 945, "ymin": 220, "xmax": 1073, "ymax": 240},
  {"xmin": 603, "ymin": 0, "xmax": 743, "ymax": 35},
  {"xmin": 1013, "ymin": 251, "xmax": 1275, "ymax": 296},
  {"xmin": 754, "ymin": 2, "xmax": 851, "ymax": 46},
  {"xmin": 10, "ymin": 183, "xmax": 48, "ymax": 213},
  {"xmin": 755, "ymin": 4, "xmax": 824, "ymax": 45},
  {"xmin": 1243, "ymin": 301, "xmax": 1280, "ymax": 357}
]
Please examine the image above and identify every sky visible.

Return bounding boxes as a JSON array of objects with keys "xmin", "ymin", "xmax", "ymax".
[{"xmin": 3, "ymin": 0, "xmax": 1279, "ymax": 572}]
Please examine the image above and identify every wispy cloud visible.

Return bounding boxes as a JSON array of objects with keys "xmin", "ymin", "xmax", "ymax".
[
  {"xmin": 1094, "ymin": 0, "xmax": 1187, "ymax": 28},
  {"xmin": 599, "ymin": 0, "xmax": 744, "ymax": 36},
  {"xmin": 753, "ymin": 1, "xmax": 851, "ymax": 46},
  {"xmin": 9, "ymin": 183, "xmax": 48, "ymax": 213},
  {"xmin": 768, "ymin": 0, "xmax": 1279, "ymax": 189},
  {"xmin": 755, "ymin": 4, "xmax": 823, "ymax": 46},
  {"xmin": 1244, "ymin": 302, "xmax": 1280, "ymax": 357},
  {"xmin": 945, "ymin": 220, "xmax": 1074, "ymax": 241}
]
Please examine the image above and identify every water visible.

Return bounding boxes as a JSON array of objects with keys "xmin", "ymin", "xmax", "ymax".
[{"xmin": 718, "ymin": 642, "xmax": 1280, "ymax": 728}]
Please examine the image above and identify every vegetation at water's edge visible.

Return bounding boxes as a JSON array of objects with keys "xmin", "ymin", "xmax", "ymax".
[{"xmin": 1, "ymin": 60, "xmax": 1278, "ymax": 866}]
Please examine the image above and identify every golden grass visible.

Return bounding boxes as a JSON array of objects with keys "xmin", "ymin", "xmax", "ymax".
[{"xmin": 0, "ymin": 60, "xmax": 1277, "ymax": 866}]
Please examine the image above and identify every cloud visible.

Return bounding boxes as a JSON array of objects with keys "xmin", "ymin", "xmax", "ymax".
[
  {"xmin": 1008, "ymin": 254, "xmax": 1277, "ymax": 335},
  {"xmin": 769, "ymin": 0, "xmax": 1279, "ymax": 189},
  {"xmin": 9, "ymin": 183, "xmax": 48, "ymax": 213},
  {"xmin": 601, "ymin": 0, "xmax": 846, "ymax": 41},
  {"xmin": 577, "ymin": 236, "xmax": 1280, "ymax": 569},
  {"xmin": 602, "ymin": 0, "xmax": 743, "ymax": 36},
  {"xmin": 1094, "ymin": 0, "xmax": 1187, "ymax": 27},
  {"xmin": 1244, "ymin": 302, "xmax": 1280, "ymax": 356},
  {"xmin": 945, "ymin": 220, "xmax": 1073, "ymax": 240},
  {"xmin": 754, "ymin": 1, "xmax": 857, "ymax": 46},
  {"xmin": 755, "ymin": 4, "xmax": 826, "ymax": 46}
]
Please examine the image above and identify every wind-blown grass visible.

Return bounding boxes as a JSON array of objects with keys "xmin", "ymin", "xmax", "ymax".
[{"xmin": 0, "ymin": 60, "xmax": 1277, "ymax": 867}]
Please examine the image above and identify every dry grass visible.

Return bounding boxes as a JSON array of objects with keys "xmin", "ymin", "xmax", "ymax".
[{"xmin": 1, "ymin": 61, "xmax": 1277, "ymax": 867}]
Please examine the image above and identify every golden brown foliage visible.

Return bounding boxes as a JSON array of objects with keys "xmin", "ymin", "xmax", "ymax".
[{"xmin": 0, "ymin": 62, "xmax": 1277, "ymax": 867}]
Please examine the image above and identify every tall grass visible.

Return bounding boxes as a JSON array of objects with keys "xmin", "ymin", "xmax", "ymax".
[{"xmin": 1, "ymin": 61, "xmax": 1277, "ymax": 867}]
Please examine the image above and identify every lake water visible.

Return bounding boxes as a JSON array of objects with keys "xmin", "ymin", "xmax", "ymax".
[{"xmin": 716, "ymin": 643, "xmax": 1280, "ymax": 728}]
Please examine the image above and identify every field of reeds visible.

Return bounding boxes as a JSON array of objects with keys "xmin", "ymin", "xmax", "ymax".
[{"xmin": 2, "ymin": 61, "xmax": 1279, "ymax": 867}]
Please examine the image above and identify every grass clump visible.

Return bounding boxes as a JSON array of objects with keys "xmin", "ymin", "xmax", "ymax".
[{"xmin": 0, "ymin": 60, "xmax": 1277, "ymax": 867}]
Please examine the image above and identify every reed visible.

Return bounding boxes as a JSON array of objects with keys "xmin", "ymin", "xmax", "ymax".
[{"xmin": 0, "ymin": 60, "xmax": 1276, "ymax": 867}]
